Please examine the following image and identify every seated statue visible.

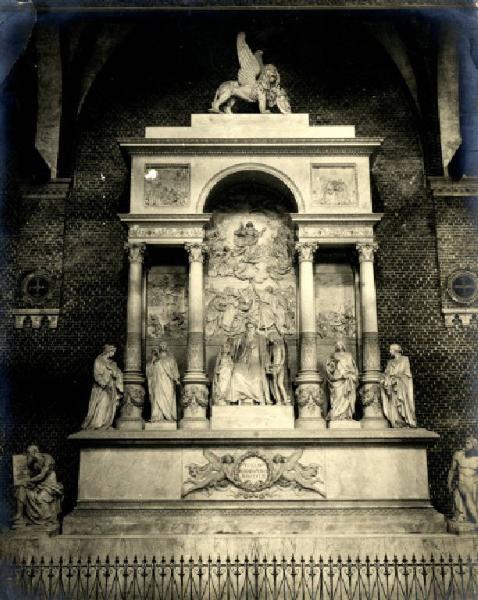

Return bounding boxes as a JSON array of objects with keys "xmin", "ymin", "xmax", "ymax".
[
  {"xmin": 229, "ymin": 322, "xmax": 272, "ymax": 405},
  {"xmin": 326, "ymin": 341, "xmax": 359, "ymax": 421},
  {"xmin": 447, "ymin": 436, "xmax": 478, "ymax": 531},
  {"xmin": 82, "ymin": 344, "xmax": 123, "ymax": 430},
  {"xmin": 13, "ymin": 445, "xmax": 63, "ymax": 531},
  {"xmin": 380, "ymin": 344, "xmax": 416, "ymax": 428}
]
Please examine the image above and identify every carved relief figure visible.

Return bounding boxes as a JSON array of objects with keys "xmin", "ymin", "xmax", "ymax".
[
  {"xmin": 210, "ymin": 32, "xmax": 291, "ymax": 114},
  {"xmin": 448, "ymin": 436, "xmax": 478, "ymax": 529},
  {"xmin": 146, "ymin": 343, "xmax": 180, "ymax": 422},
  {"xmin": 147, "ymin": 271, "xmax": 187, "ymax": 340},
  {"xmin": 12, "ymin": 445, "xmax": 63, "ymax": 531},
  {"xmin": 82, "ymin": 344, "xmax": 123, "ymax": 430},
  {"xmin": 268, "ymin": 326, "xmax": 291, "ymax": 405},
  {"xmin": 326, "ymin": 341, "xmax": 359, "ymax": 421},
  {"xmin": 317, "ymin": 310, "xmax": 356, "ymax": 339},
  {"xmin": 380, "ymin": 344, "xmax": 416, "ymax": 428},
  {"xmin": 212, "ymin": 340, "xmax": 234, "ymax": 405},
  {"xmin": 229, "ymin": 322, "xmax": 272, "ymax": 405}
]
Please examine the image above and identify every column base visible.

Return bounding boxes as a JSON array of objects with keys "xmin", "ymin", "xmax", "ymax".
[
  {"xmin": 180, "ymin": 381, "xmax": 209, "ymax": 430},
  {"xmin": 295, "ymin": 380, "xmax": 326, "ymax": 428},
  {"xmin": 115, "ymin": 381, "xmax": 145, "ymax": 431}
]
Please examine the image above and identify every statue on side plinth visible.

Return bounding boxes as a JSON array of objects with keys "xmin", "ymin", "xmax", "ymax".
[
  {"xmin": 12, "ymin": 445, "xmax": 63, "ymax": 532},
  {"xmin": 146, "ymin": 342, "xmax": 180, "ymax": 423},
  {"xmin": 229, "ymin": 322, "xmax": 272, "ymax": 405},
  {"xmin": 447, "ymin": 436, "xmax": 478, "ymax": 533},
  {"xmin": 326, "ymin": 341, "xmax": 359, "ymax": 421},
  {"xmin": 380, "ymin": 344, "xmax": 416, "ymax": 428},
  {"xmin": 82, "ymin": 344, "xmax": 123, "ymax": 430},
  {"xmin": 210, "ymin": 32, "xmax": 291, "ymax": 115}
]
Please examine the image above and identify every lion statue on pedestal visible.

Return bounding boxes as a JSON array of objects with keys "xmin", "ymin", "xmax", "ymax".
[{"xmin": 210, "ymin": 32, "xmax": 291, "ymax": 115}]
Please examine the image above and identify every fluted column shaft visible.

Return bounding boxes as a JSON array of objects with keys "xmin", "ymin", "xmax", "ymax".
[
  {"xmin": 356, "ymin": 242, "xmax": 389, "ymax": 429},
  {"xmin": 180, "ymin": 243, "xmax": 209, "ymax": 429},
  {"xmin": 295, "ymin": 242, "xmax": 325, "ymax": 429},
  {"xmin": 117, "ymin": 243, "xmax": 146, "ymax": 430}
]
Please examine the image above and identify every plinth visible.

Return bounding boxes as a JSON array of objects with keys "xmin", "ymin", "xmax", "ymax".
[{"xmin": 63, "ymin": 428, "xmax": 446, "ymax": 537}]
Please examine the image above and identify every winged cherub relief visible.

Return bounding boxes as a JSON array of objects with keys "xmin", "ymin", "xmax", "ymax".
[{"xmin": 210, "ymin": 32, "xmax": 291, "ymax": 115}]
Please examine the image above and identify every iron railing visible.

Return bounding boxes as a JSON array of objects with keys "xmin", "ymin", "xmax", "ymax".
[{"xmin": 4, "ymin": 555, "xmax": 478, "ymax": 600}]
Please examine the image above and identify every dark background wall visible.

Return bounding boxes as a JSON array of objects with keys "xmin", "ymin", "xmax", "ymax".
[{"xmin": 1, "ymin": 10, "xmax": 476, "ymax": 522}]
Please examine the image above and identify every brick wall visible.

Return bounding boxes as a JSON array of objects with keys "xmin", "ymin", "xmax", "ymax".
[{"xmin": 2, "ymin": 12, "xmax": 476, "ymax": 520}]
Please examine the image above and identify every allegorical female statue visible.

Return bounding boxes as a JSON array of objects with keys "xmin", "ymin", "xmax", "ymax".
[
  {"xmin": 82, "ymin": 344, "xmax": 123, "ymax": 430},
  {"xmin": 146, "ymin": 342, "xmax": 180, "ymax": 422},
  {"xmin": 229, "ymin": 322, "xmax": 272, "ymax": 405},
  {"xmin": 212, "ymin": 340, "xmax": 234, "ymax": 405},
  {"xmin": 13, "ymin": 445, "xmax": 63, "ymax": 531},
  {"xmin": 380, "ymin": 344, "xmax": 416, "ymax": 428},
  {"xmin": 326, "ymin": 341, "xmax": 359, "ymax": 421}
]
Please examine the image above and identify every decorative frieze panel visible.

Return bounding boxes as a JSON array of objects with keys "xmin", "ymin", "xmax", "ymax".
[
  {"xmin": 128, "ymin": 224, "xmax": 204, "ymax": 242},
  {"xmin": 311, "ymin": 165, "xmax": 358, "ymax": 207},
  {"xmin": 300, "ymin": 225, "xmax": 373, "ymax": 240},
  {"xmin": 144, "ymin": 165, "xmax": 190, "ymax": 207}
]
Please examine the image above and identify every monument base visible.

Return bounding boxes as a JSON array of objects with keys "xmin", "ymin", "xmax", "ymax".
[
  {"xmin": 211, "ymin": 405, "xmax": 294, "ymax": 430},
  {"xmin": 328, "ymin": 419, "xmax": 361, "ymax": 429},
  {"xmin": 64, "ymin": 428, "xmax": 445, "ymax": 536},
  {"xmin": 144, "ymin": 421, "xmax": 177, "ymax": 430}
]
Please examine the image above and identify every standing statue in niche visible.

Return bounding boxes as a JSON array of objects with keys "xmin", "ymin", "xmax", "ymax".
[
  {"xmin": 380, "ymin": 344, "xmax": 416, "ymax": 428},
  {"xmin": 12, "ymin": 445, "xmax": 63, "ymax": 532},
  {"xmin": 326, "ymin": 341, "xmax": 359, "ymax": 421},
  {"xmin": 229, "ymin": 322, "xmax": 272, "ymax": 405},
  {"xmin": 268, "ymin": 326, "xmax": 291, "ymax": 405},
  {"xmin": 146, "ymin": 342, "xmax": 180, "ymax": 423},
  {"xmin": 210, "ymin": 32, "xmax": 291, "ymax": 115},
  {"xmin": 82, "ymin": 344, "xmax": 123, "ymax": 430},
  {"xmin": 447, "ymin": 436, "xmax": 478, "ymax": 533},
  {"xmin": 212, "ymin": 340, "xmax": 234, "ymax": 405}
]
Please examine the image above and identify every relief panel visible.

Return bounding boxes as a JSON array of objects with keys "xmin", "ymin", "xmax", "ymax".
[
  {"xmin": 311, "ymin": 165, "xmax": 358, "ymax": 207},
  {"xmin": 146, "ymin": 266, "xmax": 188, "ymax": 341},
  {"xmin": 144, "ymin": 165, "xmax": 190, "ymax": 207},
  {"xmin": 205, "ymin": 212, "xmax": 297, "ymax": 339}
]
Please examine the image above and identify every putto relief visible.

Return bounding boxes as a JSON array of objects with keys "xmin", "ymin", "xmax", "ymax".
[
  {"xmin": 205, "ymin": 213, "xmax": 296, "ymax": 339},
  {"xmin": 144, "ymin": 165, "xmax": 190, "ymax": 208},
  {"xmin": 146, "ymin": 267, "xmax": 188, "ymax": 340}
]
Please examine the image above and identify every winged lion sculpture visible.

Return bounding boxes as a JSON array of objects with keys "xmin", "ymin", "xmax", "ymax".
[{"xmin": 209, "ymin": 32, "xmax": 291, "ymax": 115}]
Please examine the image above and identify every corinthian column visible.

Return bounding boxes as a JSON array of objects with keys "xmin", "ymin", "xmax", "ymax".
[
  {"xmin": 295, "ymin": 242, "xmax": 326, "ymax": 429},
  {"xmin": 356, "ymin": 242, "xmax": 389, "ymax": 429},
  {"xmin": 180, "ymin": 242, "xmax": 209, "ymax": 430},
  {"xmin": 116, "ymin": 242, "xmax": 146, "ymax": 430}
]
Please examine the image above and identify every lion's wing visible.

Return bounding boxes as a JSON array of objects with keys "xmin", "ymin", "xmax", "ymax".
[{"xmin": 237, "ymin": 32, "xmax": 261, "ymax": 87}]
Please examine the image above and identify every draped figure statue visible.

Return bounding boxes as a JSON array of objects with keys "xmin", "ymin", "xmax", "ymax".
[
  {"xmin": 268, "ymin": 327, "xmax": 291, "ymax": 405},
  {"xmin": 82, "ymin": 344, "xmax": 123, "ymax": 430},
  {"xmin": 326, "ymin": 341, "xmax": 359, "ymax": 421},
  {"xmin": 212, "ymin": 340, "xmax": 234, "ymax": 405},
  {"xmin": 380, "ymin": 344, "xmax": 416, "ymax": 428},
  {"xmin": 146, "ymin": 342, "xmax": 180, "ymax": 422},
  {"xmin": 229, "ymin": 322, "xmax": 272, "ymax": 405}
]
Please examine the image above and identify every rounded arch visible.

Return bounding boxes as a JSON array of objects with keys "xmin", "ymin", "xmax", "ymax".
[{"xmin": 197, "ymin": 163, "xmax": 304, "ymax": 213}]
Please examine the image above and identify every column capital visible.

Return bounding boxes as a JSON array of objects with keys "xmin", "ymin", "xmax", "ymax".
[
  {"xmin": 295, "ymin": 241, "xmax": 318, "ymax": 263},
  {"xmin": 185, "ymin": 242, "xmax": 207, "ymax": 264},
  {"xmin": 125, "ymin": 242, "xmax": 146, "ymax": 264},
  {"xmin": 356, "ymin": 241, "xmax": 378, "ymax": 263}
]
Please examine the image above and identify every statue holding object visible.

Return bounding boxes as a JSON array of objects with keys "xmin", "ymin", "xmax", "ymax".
[
  {"xmin": 12, "ymin": 445, "xmax": 63, "ymax": 533},
  {"xmin": 380, "ymin": 344, "xmax": 416, "ymax": 428},
  {"xmin": 326, "ymin": 341, "xmax": 359, "ymax": 422},
  {"xmin": 210, "ymin": 32, "xmax": 291, "ymax": 115},
  {"xmin": 82, "ymin": 344, "xmax": 123, "ymax": 430},
  {"xmin": 447, "ymin": 436, "xmax": 478, "ymax": 533}
]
